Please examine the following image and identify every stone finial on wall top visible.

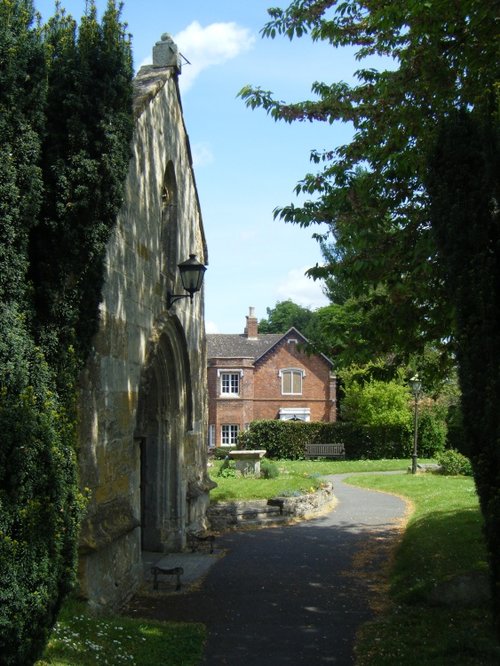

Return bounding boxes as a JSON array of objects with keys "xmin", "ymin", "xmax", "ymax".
[{"xmin": 152, "ymin": 33, "xmax": 181, "ymax": 72}]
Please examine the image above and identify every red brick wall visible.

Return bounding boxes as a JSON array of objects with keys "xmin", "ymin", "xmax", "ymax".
[
  {"xmin": 253, "ymin": 338, "xmax": 335, "ymax": 421},
  {"xmin": 208, "ymin": 358, "xmax": 255, "ymax": 446},
  {"xmin": 207, "ymin": 336, "xmax": 336, "ymax": 447}
]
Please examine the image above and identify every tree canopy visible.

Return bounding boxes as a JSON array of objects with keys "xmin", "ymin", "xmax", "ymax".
[
  {"xmin": 240, "ymin": 0, "xmax": 497, "ymax": 377},
  {"xmin": 258, "ymin": 299, "xmax": 315, "ymax": 335},
  {"xmin": 241, "ymin": 0, "xmax": 499, "ymax": 637}
]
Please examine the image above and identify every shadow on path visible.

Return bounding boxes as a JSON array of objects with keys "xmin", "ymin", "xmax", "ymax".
[{"xmin": 126, "ymin": 473, "xmax": 409, "ymax": 665}]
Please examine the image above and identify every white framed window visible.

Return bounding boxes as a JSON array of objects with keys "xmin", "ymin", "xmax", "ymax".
[
  {"xmin": 218, "ymin": 369, "xmax": 243, "ymax": 396},
  {"xmin": 279, "ymin": 368, "xmax": 304, "ymax": 395},
  {"xmin": 208, "ymin": 424, "xmax": 215, "ymax": 448},
  {"xmin": 221, "ymin": 424, "xmax": 239, "ymax": 446}
]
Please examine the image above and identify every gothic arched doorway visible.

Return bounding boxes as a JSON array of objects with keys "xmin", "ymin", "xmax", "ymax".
[{"xmin": 135, "ymin": 318, "xmax": 193, "ymax": 552}]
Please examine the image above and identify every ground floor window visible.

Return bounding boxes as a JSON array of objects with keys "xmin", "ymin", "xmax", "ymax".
[{"xmin": 221, "ymin": 424, "xmax": 239, "ymax": 446}]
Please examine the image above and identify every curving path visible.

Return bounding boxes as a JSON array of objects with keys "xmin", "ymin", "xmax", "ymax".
[{"xmin": 128, "ymin": 474, "xmax": 408, "ymax": 665}]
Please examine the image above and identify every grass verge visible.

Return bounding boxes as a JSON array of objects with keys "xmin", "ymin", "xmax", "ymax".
[
  {"xmin": 346, "ymin": 473, "xmax": 500, "ymax": 665},
  {"xmin": 209, "ymin": 458, "xmax": 421, "ymax": 502},
  {"xmin": 36, "ymin": 598, "xmax": 205, "ymax": 666}
]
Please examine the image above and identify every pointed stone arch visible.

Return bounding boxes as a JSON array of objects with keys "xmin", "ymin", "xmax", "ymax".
[{"xmin": 135, "ymin": 316, "xmax": 193, "ymax": 552}]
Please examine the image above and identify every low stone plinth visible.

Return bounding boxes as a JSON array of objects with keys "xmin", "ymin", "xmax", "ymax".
[{"xmin": 229, "ymin": 450, "xmax": 267, "ymax": 477}]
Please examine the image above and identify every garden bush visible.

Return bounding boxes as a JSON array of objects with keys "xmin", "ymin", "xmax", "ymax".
[
  {"xmin": 417, "ymin": 407, "xmax": 447, "ymax": 457},
  {"xmin": 260, "ymin": 458, "xmax": 279, "ymax": 479},
  {"xmin": 341, "ymin": 378, "xmax": 412, "ymax": 427},
  {"xmin": 445, "ymin": 404, "xmax": 468, "ymax": 456},
  {"xmin": 239, "ymin": 419, "xmax": 412, "ymax": 460},
  {"xmin": 216, "ymin": 458, "xmax": 236, "ymax": 477},
  {"xmin": 238, "ymin": 420, "xmax": 311, "ymax": 459},
  {"xmin": 437, "ymin": 449, "xmax": 473, "ymax": 476},
  {"xmin": 213, "ymin": 446, "xmax": 236, "ymax": 460}
]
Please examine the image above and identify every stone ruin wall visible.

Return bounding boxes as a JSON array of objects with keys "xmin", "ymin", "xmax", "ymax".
[{"xmin": 76, "ymin": 51, "xmax": 211, "ymax": 610}]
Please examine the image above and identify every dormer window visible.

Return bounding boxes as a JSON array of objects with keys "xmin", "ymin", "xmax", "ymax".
[{"xmin": 279, "ymin": 368, "xmax": 304, "ymax": 395}]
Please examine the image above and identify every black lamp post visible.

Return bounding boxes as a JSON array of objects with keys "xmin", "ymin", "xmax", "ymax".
[
  {"xmin": 409, "ymin": 375, "xmax": 422, "ymax": 474},
  {"xmin": 167, "ymin": 254, "xmax": 206, "ymax": 309}
]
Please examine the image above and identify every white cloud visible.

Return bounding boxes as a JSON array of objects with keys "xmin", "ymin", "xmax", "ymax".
[
  {"xmin": 205, "ymin": 320, "xmax": 219, "ymax": 334},
  {"xmin": 174, "ymin": 21, "xmax": 255, "ymax": 91},
  {"xmin": 192, "ymin": 142, "xmax": 214, "ymax": 168},
  {"xmin": 275, "ymin": 267, "xmax": 329, "ymax": 309}
]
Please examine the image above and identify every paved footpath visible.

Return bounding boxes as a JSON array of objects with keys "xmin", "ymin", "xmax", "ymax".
[{"xmin": 126, "ymin": 474, "xmax": 408, "ymax": 665}]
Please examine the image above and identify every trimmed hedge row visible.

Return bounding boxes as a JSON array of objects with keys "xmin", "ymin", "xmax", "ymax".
[{"xmin": 238, "ymin": 420, "xmax": 414, "ymax": 460}]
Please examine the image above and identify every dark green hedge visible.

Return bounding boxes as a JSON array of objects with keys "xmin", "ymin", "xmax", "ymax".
[
  {"xmin": 0, "ymin": 305, "xmax": 84, "ymax": 665},
  {"xmin": 238, "ymin": 420, "xmax": 414, "ymax": 460}
]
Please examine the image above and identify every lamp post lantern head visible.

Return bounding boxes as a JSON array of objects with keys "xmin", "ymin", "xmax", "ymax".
[
  {"xmin": 409, "ymin": 375, "xmax": 422, "ymax": 397},
  {"xmin": 167, "ymin": 254, "xmax": 206, "ymax": 309}
]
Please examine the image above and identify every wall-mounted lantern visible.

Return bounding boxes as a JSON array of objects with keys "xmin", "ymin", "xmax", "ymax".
[{"xmin": 167, "ymin": 254, "xmax": 206, "ymax": 309}]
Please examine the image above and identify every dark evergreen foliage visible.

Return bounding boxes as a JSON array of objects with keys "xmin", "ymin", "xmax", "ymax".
[
  {"xmin": 30, "ymin": 0, "xmax": 134, "ymax": 368},
  {"xmin": 427, "ymin": 109, "xmax": 500, "ymax": 636},
  {"xmin": 0, "ymin": 304, "xmax": 83, "ymax": 665},
  {"xmin": 0, "ymin": 0, "xmax": 45, "ymax": 306},
  {"xmin": 0, "ymin": 1, "xmax": 133, "ymax": 662}
]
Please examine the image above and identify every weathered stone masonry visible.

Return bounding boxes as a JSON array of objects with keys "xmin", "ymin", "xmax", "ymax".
[{"xmin": 77, "ymin": 37, "xmax": 212, "ymax": 610}]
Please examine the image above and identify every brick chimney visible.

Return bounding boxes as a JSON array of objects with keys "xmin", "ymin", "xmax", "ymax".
[{"xmin": 244, "ymin": 306, "xmax": 258, "ymax": 339}]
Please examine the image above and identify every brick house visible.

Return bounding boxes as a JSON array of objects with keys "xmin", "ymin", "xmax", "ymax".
[{"xmin": 207, "ymin": 308, "xmax": 337, "ymax": 447}]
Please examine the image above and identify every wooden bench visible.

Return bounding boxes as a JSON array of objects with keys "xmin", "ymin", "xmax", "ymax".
[{"xmin": 305, "ymin": 443, "xmax": 345, "ymax": 459}]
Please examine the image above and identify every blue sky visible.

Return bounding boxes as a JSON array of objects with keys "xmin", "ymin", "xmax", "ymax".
[{"xmin": 36, "ymin": 1, "xmax": 360, "ymax": 333}]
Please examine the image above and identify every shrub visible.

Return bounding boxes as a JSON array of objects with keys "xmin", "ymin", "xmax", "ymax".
[
  {"xmin": 214, "ymin": 446, "xmax": 236, "ymax": 460},
  {"xmin": 418, "ymin": 407, "xmax": 447, "ymax": 457},
  {"xmin": 216, "ymin": 458, "xmax": 236, "ymax": 478},
  {"xmin": 238, "ymin": 420, "xmax": 311, "ymax": 459},
  {"xmin": 437, "ymin": 449, "xmax": 473, "ymax": 476},
  {"xmin": 446, "ymin": 404, "xmax": 468, "ymax": 455},
  {"xmin": 239, "ymin": 419, "xmax": 412, "ymax": 460},
  {"xmin": 260, "ymin": 458, "xmax": 279, "ymax": 479},
  {"xmin": 341, "ymin": 378, "xmax": 412, "ymax": 427}
]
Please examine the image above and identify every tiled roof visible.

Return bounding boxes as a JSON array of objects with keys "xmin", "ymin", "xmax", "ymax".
[
  {"xmin": 207, "ymin": 327, "xmax": 335, "ymax": 368},
  {"xmin": 207, "ymin": 333, "xmax": 283, "ymax": 361}
]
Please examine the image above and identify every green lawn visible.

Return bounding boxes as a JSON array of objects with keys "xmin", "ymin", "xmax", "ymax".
[
  {"xmin": 36, "ymin": 598, "xmax": 205, "ymax": 666},
  {"xmin": 346, "ymin": 473, "xmax": 500, "ymax": 665},
  {"xmin": 38, "ymin": 460, "xmax": 500, "ymax": 665},
  {"xmin": 209, "ymin": 458, "xmax": 417, "ymax": 502}
]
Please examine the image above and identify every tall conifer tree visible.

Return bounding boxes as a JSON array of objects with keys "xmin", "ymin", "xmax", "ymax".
[{"xmin": 0, "ymin": 2, "xmax": 133, "ymax": 663}]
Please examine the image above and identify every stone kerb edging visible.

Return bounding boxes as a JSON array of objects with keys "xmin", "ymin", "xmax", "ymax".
[{"xmin": 207, "ymin": 482, "xmax": 336, "ymax": 532}]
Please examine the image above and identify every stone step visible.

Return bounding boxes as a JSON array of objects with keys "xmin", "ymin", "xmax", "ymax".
[
  {"xmin": 207, "ymin": 501, "xmax": 283, "ymax": 531},
  {"xmin": 235, "ymin": 509, "xmax": 281, "ymax": 523},
  {"xmin": 236, "ymin": 516, "xmax": 286, "ymax": 528},
  {"xmin": 235, "ymin": 506, "xmax": 281, "ymax": 519}
]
